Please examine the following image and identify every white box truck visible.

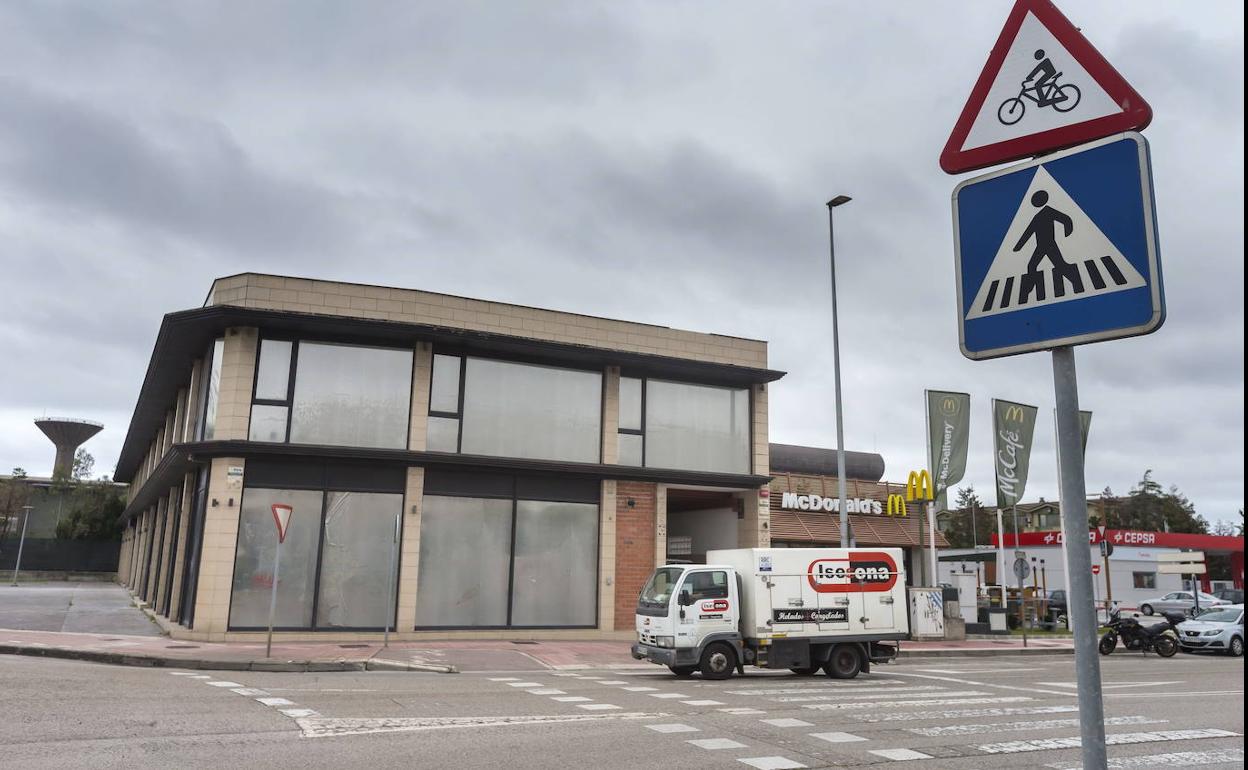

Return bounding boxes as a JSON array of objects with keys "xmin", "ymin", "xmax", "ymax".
[{"xmin": 631, "ymin": 547, "xmax": 908, "ymax": 680}]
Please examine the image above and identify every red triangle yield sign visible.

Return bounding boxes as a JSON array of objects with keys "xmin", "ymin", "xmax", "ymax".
[{"xmin": 940, "ymin": 0, "xmax": 1151, "ymax": 175}]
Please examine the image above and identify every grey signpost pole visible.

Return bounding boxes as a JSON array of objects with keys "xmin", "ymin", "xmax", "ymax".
[
  {"xmin": 1052, "ymin": 345, "xmax": 1108, "ymax": 770},
  {"xmin": 1012, "ymin": 504, "xmax": 1027, "ymax": 648},
  {"xmin": 383, "ymin": 512, "xmax": 400, "ymax": 648},
  {"xmin": 9, "ymin": 505, "xmax": 33, "ymax": 586},
  {"xmin": 827, "ymin": 195, "xmax": 853, "ymax": 548},
  {"xmin": 266, "ymin": 537, "xmax": 282, "ymax": 659}
]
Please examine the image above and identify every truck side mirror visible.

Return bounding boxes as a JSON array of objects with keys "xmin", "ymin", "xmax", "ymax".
[{"xmin": 679, "ymin": 589, "xmax": 693, "ymax": 606}]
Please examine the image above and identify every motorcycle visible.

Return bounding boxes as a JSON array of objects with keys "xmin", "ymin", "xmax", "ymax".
[{"xmin": 1099, "ymin": 609, "xmax": 1183, "ymax": 657}]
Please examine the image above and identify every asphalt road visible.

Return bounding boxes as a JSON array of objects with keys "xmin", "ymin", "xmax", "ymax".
[{"xmin": 0, "ymin": 651, "xmax": 1241, "ymax": 769}]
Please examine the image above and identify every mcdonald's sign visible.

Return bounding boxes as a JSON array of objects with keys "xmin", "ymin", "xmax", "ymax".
[
  {"xmin": 906, "ymin": 470, "xmax": 935, "ymax": 502},
  {"xmin": 1003, "ymin": 405, "xmax": 1026, "ymax": 423},
  {"xmin": 886, "ymin": 494, "xmax": 908, "ymax": 517}
]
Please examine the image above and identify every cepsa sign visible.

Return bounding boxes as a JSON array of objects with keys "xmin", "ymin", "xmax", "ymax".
[{"xmin": 807, "ymin": 552, "xmax": 899, "ymax": 593}]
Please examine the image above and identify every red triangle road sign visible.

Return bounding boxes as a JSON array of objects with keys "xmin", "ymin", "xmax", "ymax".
[
  {"xmin": 940, "ymin": 0, "xmax": 1152, "ymax": 175},
  {"xmin": 271, "ymin": 503, "xmax": 294, "ymax": 543}
]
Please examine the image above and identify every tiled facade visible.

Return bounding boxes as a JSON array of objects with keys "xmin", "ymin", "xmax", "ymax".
[{"xmin": 116, "ymin": 274, "xmax": 778, "ymax": 641}]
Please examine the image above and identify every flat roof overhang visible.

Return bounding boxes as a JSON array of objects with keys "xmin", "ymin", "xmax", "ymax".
[
  {"xmin": 114, "ymin": 306, "xmax": 786, "ymax": 482},
  {"xmin": 119, "ymin": 440, "xmax": 773, "ymax": 523}
]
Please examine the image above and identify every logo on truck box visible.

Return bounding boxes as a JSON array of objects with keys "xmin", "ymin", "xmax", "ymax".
[
  {"xmin": 807, "ymin": 552, "xmax": 899, "ymax": 593},
  {"xmin": 772, "ymin": 607, "xmax": 849, "ymax": 624}
]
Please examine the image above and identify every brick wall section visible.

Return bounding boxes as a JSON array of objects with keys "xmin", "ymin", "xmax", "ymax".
[
  {"xmin": 207, "ymin": 274, "xmax": 768, "ymax": 369},
  {"xmin": 614, "ymin": 481, "xmax": 657, "ymax": 630}
]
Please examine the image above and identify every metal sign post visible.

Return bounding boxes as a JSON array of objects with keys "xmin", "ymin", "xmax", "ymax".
[
  {"xmin": 1053, "ymin": 346, "xmax": 1107, "ymax": 768},
  {"xmin": 266, "ymin": 504, "xmax": 294, "ymax": 659},
  {"xmin": 9, "ymin": 505, "xmax": 33, "ymax": 586},
  {"xmin": 383, "ymin": 511, "xmax": 400, "ymax": 648}
]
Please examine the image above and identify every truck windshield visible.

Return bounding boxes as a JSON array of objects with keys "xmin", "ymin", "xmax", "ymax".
[{"xmin": 638, "ymin": 567, "xmax": 684, "ymax": 610}]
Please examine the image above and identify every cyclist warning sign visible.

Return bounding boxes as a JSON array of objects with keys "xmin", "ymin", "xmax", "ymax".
[{"xmin": 940, "ymin": 0, "xmax": 1151, "ymax": 175}]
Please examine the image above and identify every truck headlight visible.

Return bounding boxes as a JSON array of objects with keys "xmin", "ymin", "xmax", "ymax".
[{"xmin": 655, "ymin": 636, "xmax": 675, "ymax": 648}]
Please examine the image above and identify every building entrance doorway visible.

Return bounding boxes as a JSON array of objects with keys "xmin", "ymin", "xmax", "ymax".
[{"xmin": 665, "ymin": 488, "xmax": 744, "ymax": 564}]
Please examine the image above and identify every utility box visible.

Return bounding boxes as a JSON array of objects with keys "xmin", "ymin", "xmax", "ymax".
[{"xmin": 908, "ymin": 587, "xmax": 946, "ymax": 640}]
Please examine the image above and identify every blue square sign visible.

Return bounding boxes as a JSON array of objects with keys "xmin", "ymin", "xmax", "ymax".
[{"xmin": 953, "ymin": 132, "xmax": 1164, "ymax": 360}]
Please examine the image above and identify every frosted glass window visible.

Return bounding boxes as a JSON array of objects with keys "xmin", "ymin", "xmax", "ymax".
[
  {"xmin": 316, "ymin": 491, "xmax": 402, "ymax": 629},
  {"xmin": 426, "ymin": 416, "xmax": 459, "ymax": 452},
  {"xmin": 289, "ymin": 342, "xmax": 413, "ymax": 449},
  {"xmin": 255, "ymin": 340, "xmax": 293, "ymax": 400},
  {"xmin": 511, "ymin": 501, "xmax": 598, "ymax": 626},
  {"xmin": 619, "ymin": 377, "xmax": 642, "ymax": 431},
  {"xmin": 460, "ymin": 358, "xmax": 601, "ymax": 463},
  {"xmin": 228, "ymin": 488, "xmax": 322, "ymax": 628},
  {"xmin": 201, "ymin": 338, "xmax": 224, "ymax": 439},
  {"xmin": 618, "ymin": 433, "xmax": 643, "ymax": 467},
  {"xmin": 430, "ymin": 354, "xmax": 461, "ymax": 413},
  {"xmin": 249, "ymin": 405, "xmax": 288, "ymax": 443},
  {"xmin": 645, "ymin": 380, "xmax": 749, "ymax": 473},
  {"xmin": 415, "ymin": 496, "xmax": 513, "ymax": 627}
]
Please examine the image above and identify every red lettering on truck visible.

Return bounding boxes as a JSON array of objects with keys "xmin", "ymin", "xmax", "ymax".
[{"xmin": 807, "ymin": 552, "xmax": 899, "ymax": 593}]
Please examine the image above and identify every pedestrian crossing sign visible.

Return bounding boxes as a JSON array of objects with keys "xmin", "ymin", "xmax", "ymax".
[{"xmin": 953, "ymin": 132, "xmax": 1163, "ymax": 360}]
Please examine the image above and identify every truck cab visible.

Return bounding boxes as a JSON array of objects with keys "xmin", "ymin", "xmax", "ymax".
[{"xmin": 632, "ymin": 548, "xmax": 908, "ymax": 680}]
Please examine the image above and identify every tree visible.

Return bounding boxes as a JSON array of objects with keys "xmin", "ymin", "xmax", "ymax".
[
  {"xmin": 0, "ymin": 468, "xmax": 31, "ymax": 542},
  {"xmin": 53, "ymin": 479, "xmax": 125, "ymax": 541},
  {"xmin": 72, "ymin": 449, "xmax": 95, "ymax": 481},
  {"xmin": 1099, "ymin": 471, "xmax": 1209, "ymax": 534},
  {"xmin": 942, "ymin": 485, "xmax": 994, "ymax": 548}
]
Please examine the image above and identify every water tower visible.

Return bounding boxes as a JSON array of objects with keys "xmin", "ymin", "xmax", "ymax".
[{"xmin": 35, "ymin": 417, "xmax": 104, "ymax": 478}]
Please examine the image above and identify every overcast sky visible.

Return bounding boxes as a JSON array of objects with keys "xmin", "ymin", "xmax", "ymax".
[{"xmin": 1, "ymin": 2, "xmax": 1242, "ymax": 526}]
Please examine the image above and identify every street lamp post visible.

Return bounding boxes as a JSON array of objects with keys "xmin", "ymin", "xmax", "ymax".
[
  {"xmin": 826, "ymin": 195, "xmax": 853, "ymax": 548},
  {"xmin": 10, "ymin": 505, "xmax": 33, "ymax": 586}
]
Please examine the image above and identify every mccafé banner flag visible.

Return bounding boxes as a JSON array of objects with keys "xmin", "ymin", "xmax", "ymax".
[
  {"xmin": 1079, "ymin": 410, "xmax": 1092, "ymax": 457},
  {"xmin": 926, "ymin": 390, "xmax": 971, "ymax": 509},
  {"xmin": 992, "ymin": 398, "xmax": 1038, "ymax": 509}
]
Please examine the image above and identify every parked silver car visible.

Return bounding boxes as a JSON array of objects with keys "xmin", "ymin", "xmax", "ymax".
[
  {"xmin": 1138, "ymin": 591, "xmax": 1227, "ymax": 616},
  {"xmin": 1176, "ymin": 605, "xmax": 1244, "ymax": 656}
]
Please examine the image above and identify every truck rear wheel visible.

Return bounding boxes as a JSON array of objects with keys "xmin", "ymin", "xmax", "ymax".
[
  {"xmin": 699, "ymin": 642, "xmax": 736, "ymax": 680},
  {"xmin": 668, "ymin": 665, "xmax": 697, "ymax": 677},
  {"xmin": 823, "ymin": 644, "xmax": 862, "ymax": 679}
]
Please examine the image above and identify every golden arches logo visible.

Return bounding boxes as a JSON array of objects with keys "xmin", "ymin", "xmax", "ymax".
[
  {"xmin": 886, "ymin": 494, "xmax": 908, "ymax": 517},
  {"xmin": 1003, "ymin": 405, "xmax": 1026, "ymax": 423},
  {"xmin": 940, "ymin": 397, "xmax": 959, "ymax": 416},
  {"xmin": 906, "ymin": 470, "xmax": 934, "ymax": 502}
]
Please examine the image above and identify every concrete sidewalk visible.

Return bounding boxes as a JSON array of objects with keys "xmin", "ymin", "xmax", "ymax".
[{"xmin": 1, "ymin": 627, "xmax": 1073, "ymax": 673}]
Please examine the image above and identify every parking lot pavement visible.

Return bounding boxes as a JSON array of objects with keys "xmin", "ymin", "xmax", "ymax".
[
  {"xmin": 2, "ymin": 650, "xmax": 1242, "ymax": 768},
  {"xmin": 0, "ymin": 583, "xmax": 161, "ymax": 636}
]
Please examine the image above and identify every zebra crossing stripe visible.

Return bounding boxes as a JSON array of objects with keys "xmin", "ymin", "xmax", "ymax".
[
  {"xmin": 869, "ymin": 749, "xmax": 932, "ymax": 761},
  {"xmin": 1045, "ymin": 748, "xmax": 1245, "ymax": 769},
  {"xmin": 855, "ymin": 705, "xmax": 1078, "ymax": 723},
  {"xmin": 977, "ymin": 728, "xmax": 1241, "ymax": 755},
  {"xmin": 804, "ymin": 696, "xmax": 1031, "ymax": 711},
  {"xmin": 726, "ymin": 685, "xmax": 935, "ymax": 697},
  {"xmin": 909, "ymin": 715, "xmax": 1164, "ymax": 737},
  {"xmin": 778, "ymin": 689, "xmax": 987, "ymax": 704}
]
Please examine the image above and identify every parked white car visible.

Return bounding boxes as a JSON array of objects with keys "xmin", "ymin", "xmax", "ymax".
[
  {"xmin": 1176, "ymin": 605, "xmax": 1244, "ymax": 656},
  {"xmin": 1138, "ymin": 591, "xmax": 1227, "ymax": 616}
]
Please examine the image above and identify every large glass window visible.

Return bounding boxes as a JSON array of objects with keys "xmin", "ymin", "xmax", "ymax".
[
  {"xmin": 316, "ymin": 492, "xmax": 403, "ymax": 629},
  {"xmin": 645, "ymin": 379, "xmax": 749, "ymax": 473},
  {"xmin": 254, "ymin": 339, "xmax": 293, "ymax": 400},
  {"xmin": 459, "ymin": 358, "xmax": 601, "ymax": 463},
  {"xmin": 511, "ymin": 501, "xmax": 598, "ymax": 626},
  {"xmin": 228, "ymin": 488, "xmax": 323, "ymax": 628},
  {"xmin": 287, "ymin": 341, "xmax": 413, "ymax": 449},
  {"xmin": 415, "ymin": 496, "xmax": 514, "ymax": 627},
  {"xmin": 200, "ymin": 338, "xmax": 224, "ymax": 440}
]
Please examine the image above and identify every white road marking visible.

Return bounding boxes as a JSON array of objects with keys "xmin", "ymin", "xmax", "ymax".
[
  {"xmin": 919, "ymin": 667, "xmax": 1045, "ymax": 674},
  {"xmin": 776, "ymin": 689, "xmax": 987, "ymax": 703},
  {"xmin": 621, "ymin": 686, "xmax": 659, "ymax": 692},
  {"xmin": 856, "ymin": 705, "xmax": 1078, "ymax": 723},
  {"xmin": 646, "ymin": 723, "xmax": 700, "ymax": 734},
  {"xmin": 230, "ymin": 688, "xmax": 270, "ymax": 697},
  {"xmin": 681, "ymin": 699, "xmax": 725, "ymax": 706},
  {"xmin": 189, "ymin": 675, "xmax": 212, "ymax": 679},
  {"xmin": 256, "ymin": 697, "xmax": 295, "ymax": 707},
  {"xmin": 168, "ymin": 671, "xmax": 199, "ymax": 676},
  {"xmin": 804, "ymin": 696, "xmax": 1031, "ymax": 711},
  {"xmin": 977, "ymin": 728, "xmax": 1242, "ymax": 754},
  {"xmin": 869, "ymin": 748, "xmax": 932, "ymax": 761},
  {"xmin": 1046, "ymin": 748, "xmax": 1245, "ymax": 769},
  {"xmin": 727, "ymin": 685, "xmax": 942, "ymax": 697},
  {"xmin": 1045, "ymin": 680, "xmax": 1183, "ymax": 690},
  {"xmin": 297, "ymin": 712, "xmax": 672, "ymax": 738},
  {"xmin": 719, "ymin": 708, "xmax": 767, "ymax": 715},
  {"xmin": 506, "ymin": 682, "xmax": 542, "ymax": 688},
  {"xmin": 689, "ymin": 738, "xmax": 748, "ymax": 750},
  {"xmin": 910, "ymin": 715, "xmax": 1165, "ymax": 737},
  {"xmin": 577, "ymin": 703, "xmax": 622, "ymax": 711},
  {"xmin": 207, "ymin": 681, "xmax": 243, "ymax": 687},
  {"xmin": 649, "ymin": 693, "xmax": 690, "ymax": 699},
  {"xmin": 488, "ymin": 677, "xmax": 520, "ymax": 681},
  {"xmin": 552, "ymin": 696, "xmax": 592, "ymax": 703},
  {"xmin": 593, "ymin": 680, "xmax": 628, "ymax": 685},
  {"xmin": 737, "ymin": 757, "xmax": 807, "ymax": 770},
  {"xmin": 728, "ymin": 679, "xmax": 904, "ymax": 691},
  {"xmin": 810, "ymin": 732, "xmax": 867, "ymax": 743},
  {"xmin": 280, "ymin": 708, "xmax": 319, "ymax": 718},
  {"xmin": 1108, "ymin": 690, "xmax": 1244, "ymax": 699},
  {"xmin": 549, "ymin": 673, "xmax": 581, "ymax": 678},
  {"xmin": 526, "ymin": 689, "xmax": 565, "ymax": 695},
  {"xmin": 762, "ymin": 718, "xmax": 813, "ymax": 727},
  {"xmin": 888, "ymin": 669, "xmax": 1076, "ymax": 698}
]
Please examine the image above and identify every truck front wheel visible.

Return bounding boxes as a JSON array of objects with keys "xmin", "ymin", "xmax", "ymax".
[
  {"xmin": 699, "ymin": 642, "xmax": 737, "ymax": 680},
  {"xmin": 668, "ymin": 665, "xmax": 697, "ymax": 677},
  {"xmin": 824, "ymin": 644, "xmax": 862, "ymax": 679}
]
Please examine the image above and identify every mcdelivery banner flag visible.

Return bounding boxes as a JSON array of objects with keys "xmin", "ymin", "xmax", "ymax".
[
  {"xmin": 926, "ymin": 390, "xmax": 971, "ymax": 509},
  {"xmin": 1079, "ymin": 409, "xmax": 1092, "ymax": 458},
  {"xmin": 992, "ymin": 398, "xmax": 1039, "ymax": 508}
]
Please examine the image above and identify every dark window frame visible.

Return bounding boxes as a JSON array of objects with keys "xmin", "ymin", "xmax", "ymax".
[
  {"xmin": 617, "ymin": 375, "xmax": 646, "ymax": 467},
  {"xmin": 619, "ymin": 374, "xmax": 754, "ymax": 475}
]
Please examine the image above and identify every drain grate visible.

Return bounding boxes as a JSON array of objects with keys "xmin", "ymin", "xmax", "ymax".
[
  {"xmin": 511, "ymin": 640, "xmax": 539, "ymax": 645},
  {"xmin": 339, "ymin": 643, "xmax": 370, "ymax": 648}
]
